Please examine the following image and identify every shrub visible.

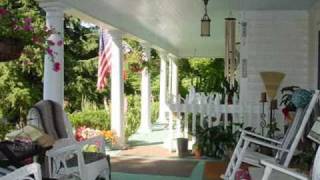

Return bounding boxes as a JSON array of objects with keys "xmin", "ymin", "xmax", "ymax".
[
  {"xmin": 0, "ymin": 120, "xmax": 14, "ymax": 140},
  {"xmin": 151, "ymin": 100, "xmax": 159, "ymax": 123},
  {"xmin": 125, "ymin": 95, "xmax": 141, "ymax": 137},
  {"xmin": 68, "ymin": 110, "xmax": 110, "ymax": 130}
]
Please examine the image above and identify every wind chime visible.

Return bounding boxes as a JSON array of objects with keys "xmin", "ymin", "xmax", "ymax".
[{"xmin": 225, "ymin": 17, "xmax": 236, "ymax": 87}]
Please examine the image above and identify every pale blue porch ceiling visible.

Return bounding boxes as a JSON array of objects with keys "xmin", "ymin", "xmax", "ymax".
[{"xmin": 62, "ymin": 0, "xmax": 318, "ymax": 58}]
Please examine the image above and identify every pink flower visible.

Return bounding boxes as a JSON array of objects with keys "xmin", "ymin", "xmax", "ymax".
[
  {"xmin": 53, "ymin": 62, "xmax": 61, "ymax": 72},
  {"xmin": 46, "ymin": 48, "xmax": 54, "ymax": 56},
  {"xmin": 24, "ymin": 17, "xmax": 32, "ymax": 24},
  {"xmin": 57, "ymin": 40, "xmax": 63, "ymax": 46},
  {"xmin": 0, "ymin": 8, "xmax": 7, "ymax": 15},
  {"xmin": 47, "ymin": 40, "xmax": 55, "ymax": 46},
  {"xmin": 23, "ymin": 25, "xmax": 32, "ymax": 31}
]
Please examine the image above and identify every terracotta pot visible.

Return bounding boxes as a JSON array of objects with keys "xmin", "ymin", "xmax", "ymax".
[
  {"xmin": 194, "ymin": 148, "xmax": 201, "ymax": 159},
  {"xmin": 0, "ymin": 38, "xmax": 24, "ymax": 62}
]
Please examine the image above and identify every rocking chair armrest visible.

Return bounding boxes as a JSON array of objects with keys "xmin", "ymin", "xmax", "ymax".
[
  {"xmin": 241, "ymin": 129, "xmax": 282, "ymax": 144},
  {"xmin": 260, "ymin": 160, "xmax": 308, "ymax": 180},
  {"xmin": 244, "ymin": 136, "xmax": 289, "ymax": 152},
  {"xmin": 46, "ymin": 143, "xmax": 81, "ymax": 157}
]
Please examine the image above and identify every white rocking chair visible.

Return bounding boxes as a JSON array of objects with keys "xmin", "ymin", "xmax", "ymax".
[
  {"xmin": 223, "ymin": 90, "xmax": 319, "ymax": 180},
  {"xmin": 27, "ymin": 100, "xmax": 110, "ymax": 180},
  {"xmin": 258, "ymin": 145, "xmax": 320, "ymax": 180},
  {"xmin": 0, "ymin": 163, "xmax": 42, "ymax": 180}
]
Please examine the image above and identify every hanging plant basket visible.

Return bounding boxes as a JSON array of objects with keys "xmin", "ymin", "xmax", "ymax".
[{"xmin": 0, "ymin": 38, "xmax": 25, "ymax": 62}]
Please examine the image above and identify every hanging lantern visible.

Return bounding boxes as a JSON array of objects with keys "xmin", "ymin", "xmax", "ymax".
[
  {"xmin": 224, "ymin": 17, "xmax": 236, "ymax": 86},
  {"xmin": 201, "ymin": 0, "xmax": 211, "ymax": 37}
]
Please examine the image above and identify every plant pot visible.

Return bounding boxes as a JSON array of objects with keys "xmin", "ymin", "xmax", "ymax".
[
  {"xmin": 177, "ymin": 138, "xmax": 188, "ymax": 158},
  {"xmin": 105, "ymin": 141, "xmax": 112, "ymax": 150},
  {"xmin": 193, "ymin": 148, "xmax": 201, "ymax": 159},
  {"xmin": 0, "ymin": 38, "xmax": 24, "ymax": 62}
]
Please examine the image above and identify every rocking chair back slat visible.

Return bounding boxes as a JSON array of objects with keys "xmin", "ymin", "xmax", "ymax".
[
  {"xmin": 275, "ymin": 108, "xmax": 304, "ymax": 163},
  {"xmin": 283, "ymin": 90, "xmax": 319, "ymax": 166}
]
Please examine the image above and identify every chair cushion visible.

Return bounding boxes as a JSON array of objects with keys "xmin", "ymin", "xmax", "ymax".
[{"xmin": 66, "ymin": 152, "xmax": 107, "ymax": 167}]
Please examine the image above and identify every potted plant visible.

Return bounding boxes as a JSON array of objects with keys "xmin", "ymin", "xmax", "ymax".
[
  {"xmin": 0, "ymin": 3, "xmax": 60, "ymax": 71},
  {"xmin": 193, "ymin": 125, "xmax": 236, "ymax": 159},
  {"xmin": 280, "ymin": 86, "xmax": 299, "ymax": 124},
  {"xmin": 192, "ymin": 142, "xmax": 201, "ymax": 159}
]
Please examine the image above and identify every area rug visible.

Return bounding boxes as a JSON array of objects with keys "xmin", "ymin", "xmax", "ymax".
[
  {"xmin": 118, "ymin": 145, "xmax": 176, "ymax": 158},
  {"xmin": 111, "ymin": 157, "xmax": 199, "ymax": 177},
  {"xmin": 203, "ymin": 161, "xmax": 251, "ymax": 180}
]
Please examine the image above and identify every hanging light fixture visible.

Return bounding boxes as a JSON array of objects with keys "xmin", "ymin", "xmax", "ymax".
[{"xmin": 201, "ymin": 0, "xmax": 211, "ymax": 37}]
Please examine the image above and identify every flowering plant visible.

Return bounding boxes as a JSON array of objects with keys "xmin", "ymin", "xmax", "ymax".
[
  {"xmin": 0, "ymin": 5, "xmax": 62, "ymax": 72},
  {"xmin": 75, "ymin": 126, "xmax": 116, "ymax": 144}
]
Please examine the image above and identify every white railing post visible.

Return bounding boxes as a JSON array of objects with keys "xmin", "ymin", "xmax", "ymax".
[{"xmin": 224, "ymin": 95, "xmax": 228, "ymax": 129}]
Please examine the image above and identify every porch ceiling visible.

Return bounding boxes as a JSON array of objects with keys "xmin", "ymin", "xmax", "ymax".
[{"xmin": 60, "ymin": 0, "xmax": 318, "ymax": 58}]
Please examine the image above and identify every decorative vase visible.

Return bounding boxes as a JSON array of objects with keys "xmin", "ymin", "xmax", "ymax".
[{"xmin": 0, "ymin": 38, "xmax": 24, "ymax": 62}]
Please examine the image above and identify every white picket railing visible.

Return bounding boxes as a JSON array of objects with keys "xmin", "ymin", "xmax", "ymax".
[{"xmin": 165, "ymin": 87, "xmax": 261, "ymax": 151}]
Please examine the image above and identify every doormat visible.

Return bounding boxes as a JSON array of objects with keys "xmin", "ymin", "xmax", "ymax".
[{"xmin": 111, "ymin": 157, "xmax": 199, "ymax": 177}]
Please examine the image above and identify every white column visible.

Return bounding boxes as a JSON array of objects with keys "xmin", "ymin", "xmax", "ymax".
[
  {"xmin": 168, "ymin": 56, "xmax": 172, "ymax": 102},
  {"xmin": 109, "ymin": 30, "xmax": 125, "ymax": 146},
  {"xmin": 40, "ymin": 2, "xmax": 64, "ymax": 105},
  {"xmin": 138, "ymin": 43, "xmax": 152, "ymax": 133},
  {"xmin": 158, "ymin": 51, "xmax": 168, "ymax": 123},
  {"xmin": 171, "ymin": 55, "xmax": 179, "ymax": 103}
]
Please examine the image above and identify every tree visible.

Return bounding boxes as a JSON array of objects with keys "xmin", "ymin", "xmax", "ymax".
[
  {"xmin": 0, "ymin": 0, "xmax": 104, "ymax": 121},
  {"xmin": 178, "ymin": 58, "xmax": 225, "ymax": 97}
]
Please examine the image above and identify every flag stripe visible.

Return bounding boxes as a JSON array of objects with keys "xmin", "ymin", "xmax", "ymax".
[{"xmin": 97, "ymin": 28, "xmax": 112, "ymax": 91}]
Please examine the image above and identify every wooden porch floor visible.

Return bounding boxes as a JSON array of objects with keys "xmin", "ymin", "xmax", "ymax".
[{"xmin": 109, "ymin": 123, "xmax": 229, "ymax": 180}]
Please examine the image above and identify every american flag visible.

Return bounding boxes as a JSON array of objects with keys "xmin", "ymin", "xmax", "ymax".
[{"xmin": 97, "ymin": 29, "xmax": 112, "ymax": 91}]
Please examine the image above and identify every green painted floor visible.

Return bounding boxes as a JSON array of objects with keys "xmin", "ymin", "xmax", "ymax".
[
  {"xmin": 111, "ymin": 123, "xmax": 206, "ymax": 180},
  {"xmin": 112, "ymin": 161, "xmax": 205, "ymax": 180},
  {"xmin": 128, "ymin": 123, "xmax": 169, "ymax": 147}
]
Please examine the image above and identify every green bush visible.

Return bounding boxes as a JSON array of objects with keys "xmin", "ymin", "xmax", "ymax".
[
  {"xmin": 0, "ymin": 121, "xmax": 14, "ymax": 140},
  {"xmin": 68, "ymin": 110, "xmax": 110, "ymax": 130},
  {"xmin": 68, "ymin": 95, "xmax": 159, "ymax": 138},
  {"xmin": 151, "ymin": 101, "xmax": 159, "ymax": 123},
  {"xmin": 126, "ymin": 95, "xmax": 141, "ymax": 137}
]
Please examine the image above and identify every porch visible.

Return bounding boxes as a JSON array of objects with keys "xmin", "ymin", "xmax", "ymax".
[
  {"xmin": 6, "ymin": 0, "xmax": 320, "ymax": 179},
  {"xmin": 36, "ymin": 0, "xmax": 320, "ymax": 147}
]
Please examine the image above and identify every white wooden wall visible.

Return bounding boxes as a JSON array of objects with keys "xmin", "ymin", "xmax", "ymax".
[
  {"xmin": 309, "ymin": 2, "xmax": 320, "ymax": 90},
  {"xmin": 239, "ymin": 10, "xmax": 310, "ymax": 129}
]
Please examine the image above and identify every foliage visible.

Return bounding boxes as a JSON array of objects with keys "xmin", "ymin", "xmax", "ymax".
[
  {"xmin": 69, "ymin": 110, "xmax": 110, "ymax": 130},
  {"xmin": 123, "ymin": 38, "xmax": 160, "ymax": 96},
  {"xmin": 280, "ymin": 86, "xmax": 299, "ymax": 111},
  {"xmin": 0, "ymin": 1, "xmax": 62, "ymax": 69},
  {"xmin": 194, "ymin": 125, "xmax": 235, "ymax": 159},
  {"xmin": 0, "ymin": 0, "xmax": 103, "ymax": 122},
  {"xmin": 125, "ymin": 95, "xmax": 141, "ymax": 137},
  {"xmin": 151, "ymin": 101, "xmax": 159, "ymax": 124},
  {"xmin": 0, "ymin": 120, "xmax": 14, "ymax": 140},
  {"xmin": 178, "ymin": 58, "xmax": 225, "ymax": 97}
]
